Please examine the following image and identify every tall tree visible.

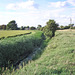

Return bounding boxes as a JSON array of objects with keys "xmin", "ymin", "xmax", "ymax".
[{"xmin": 6, "ymin": 20, "xmax": 18, "ymax": 30}]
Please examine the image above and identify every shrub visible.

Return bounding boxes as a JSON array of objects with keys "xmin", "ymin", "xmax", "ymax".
[{"xmin": 43, "ymin": 19, "xmax": 59, "ymax": 38}]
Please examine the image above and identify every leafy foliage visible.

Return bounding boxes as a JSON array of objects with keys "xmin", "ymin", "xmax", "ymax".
[
  {"xmin": 43, "ymin": 19, "xmax": 58, "ymax": 38},
  {"xmin": 0, "ymin": 25, "xmax": 6, "ymax": 30},
  {"xmin": 30, "ymin": 26, "xmax": 36, "ymax": 30},
  {"xmin": 37, "ymin": 25, "xmax": 42, "ymax": 30},
  {"xmin": 6, "ymin": 20, "xmax": 18, "ymax": 30}
]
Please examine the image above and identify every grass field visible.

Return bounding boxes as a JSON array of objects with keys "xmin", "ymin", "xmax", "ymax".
[{"xmin": 0, "ymin": 30, "xmax": 33, "ymax": 38}]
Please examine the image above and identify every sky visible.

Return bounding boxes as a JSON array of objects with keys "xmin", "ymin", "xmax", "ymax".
[{"xmin": 0, "ymin": 0, "xmax": 75, "ymax": 27}]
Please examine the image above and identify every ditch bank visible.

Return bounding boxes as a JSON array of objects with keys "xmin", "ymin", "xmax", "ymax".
[{"xmin": 0, "ymin": 31, "xmax": 45, "ymax": 73}]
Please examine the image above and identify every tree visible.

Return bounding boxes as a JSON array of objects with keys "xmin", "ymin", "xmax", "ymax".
[
  {"xmin": 64, "ymin": 26, "xmax": 70, "ymax": 29},
  {"xmin": 0, "ymin": 25, "xmax": 6, "ymax": 30},
  {"xmin": 6, "ymin": 20, "xmax": 18, "ymax": 30},
  {"xmin": 44, "ymin": 19, "xmax": 59, "ymax": 38},
  {"xmin": 20, "ymin": 26, "xmax": 24, "ymax": 30},
  {"xmin": 60, "ymin": 25, "xmax": 64, "ymax": 30},
  {"xmin": 69, "ymin": 24, "xmax": 74, "ymax": 29},
  {"xmin": 0, "ymin": 25, "xmax": 2, "ymax": 30},
  {"xmin": 37, "ymin": 25, "xmax": 42, "ymax": 30},
  {"xmin": 25, "ymin": 26, "xmax": 30, "ymax": 30},
  {"xmin": 30, "ymin": 26, "xmax": 36, "ymax": 30}
]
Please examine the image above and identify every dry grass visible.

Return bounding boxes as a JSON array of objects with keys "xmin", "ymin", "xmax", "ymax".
[{"xmin": 57, "ymin": 29, "xmax": 75, "ymax": 31}]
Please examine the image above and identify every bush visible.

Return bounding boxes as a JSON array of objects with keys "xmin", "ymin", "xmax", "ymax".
[{"xmin": 43, "ymin": 19, "xmax": 59, "ymax": 38}]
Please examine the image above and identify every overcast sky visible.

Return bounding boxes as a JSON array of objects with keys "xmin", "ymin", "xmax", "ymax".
[{"xmin": 0, "ymin": 0, "xmax": 75, "ymax": 27}]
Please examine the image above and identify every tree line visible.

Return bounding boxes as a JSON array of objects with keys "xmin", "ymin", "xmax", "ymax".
[
  {"xmin": 0, "ymin": 20, "xmax": 74, "ymax": 30},
  {"xmin": 0, "ymin": 20, "xmax": 42, "ymax": 30}
]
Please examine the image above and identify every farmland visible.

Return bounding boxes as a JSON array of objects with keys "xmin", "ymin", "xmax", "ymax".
[
  {"xmin": 1, "ymin": 30, "xmax": 75, "ymax": 75},
  {"xmin": 0, "ymin": 30, "xmax": 33, "ymax": 38},
  {"xmin": 0, "ymin": 30, "xmax": 75, "ymax": 75}
]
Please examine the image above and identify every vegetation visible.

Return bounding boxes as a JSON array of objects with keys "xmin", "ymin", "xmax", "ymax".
[
  {"xmin": 0, "ymin": 25, "xmax": 6, "ymax": 30},
  {"xmin": 37, "ymin": 25, "xmax": 42, "ymax": 30},
  {"xmin": 0, "ymin": 18, "xmax": 75, "ymax": 75},
  {"xmin": 59, "ymin": 24, "xmax": 75, "ymax": 30},
  {"xmin": 6, "ymin": 20, "xmax": 18, "ymax": 30},
  {"xmin": 0, "ymin": 30, "xmax": 32, "ymax": 39},
  {"xmin": 0, "ymin": 31, "xmax": 44, "ymax": 70},
  {"xmin": 43, "ymin": 20, "xmax": 58, "ymax": 38},
  {"xmin": 30, "ymin": 26, "xmax": 36, "ymax": 30},
  {"xmin": 2, "ymin": 30, "xmax": 75, "ymax": 75}
]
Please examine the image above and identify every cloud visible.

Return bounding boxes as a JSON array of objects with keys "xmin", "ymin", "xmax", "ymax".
[
  {"xmin": 49, "ymin": 0, "xmax": 75, "ymax": 8},
  {"xmin": 49, "ymin": 1, "xmax": 70, "ymax": 8},
  {"xmin": 67, "ymin": 0, "xmax": 75, "ymax": 6},
  {"xmin": 6, "ymin": 0, "xmax": 39, "ymax": 10},
  {"xmin": 1, "ymin": 0, "xmax": 75, "ymax": 27}
]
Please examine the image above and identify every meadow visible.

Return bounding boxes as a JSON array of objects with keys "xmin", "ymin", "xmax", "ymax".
[{"xmin": 1, "ymin": 30, "xmax": 75, "ymax": 75}]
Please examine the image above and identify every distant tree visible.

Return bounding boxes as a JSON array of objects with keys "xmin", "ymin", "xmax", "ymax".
[
  {"xmin": 64, "ymin": 26, "xmax": 70, "ymax": 29},
  {"xmin": 0, "ymin": 25, "xmax": 6, "ymax": 30},
  {"xmin": 6, "ymin": 20, "xmax": 18, "ymax": 30},
  {"xmin": 44, "ymin": 20, "xmax": 58, "ymax": 37},
  {"xmin": 60, "ymin": 25, "xmax": 64, "ymax": 30},
  {"xmin": 2, "ymin": 25, "xmax": 6, "ymax": 30},
  {"xmin": 26, "ymin": 26, "xmax": 29, "ymax": 28},
  {"xmin": 20, "ymin": 26, "xmax": 24, "ymax": 30},
  {"xmin": 17, "ymin": 27, "xmax": 20, "ymax": 30},
  {"xmin": 0, "ymin": 25, "xmax": 2, "ymax": 30},
  {"xmin": 30, "ymin": 26, "xmax": 36, "ymax": 30},
  {"xmin": 23, "ymin": 26, "xmax": 26, "ymax": 30},
  {"xmin": 37, "ymin": 25, "xmax": 42, "ymax": 30},
  {"xmin": 69, "ymin": 24, "xmax": 74, "ymax": 29},
  {"xmin": 24, "ymin": 26, "xmax": 30, "ymax": 30}
]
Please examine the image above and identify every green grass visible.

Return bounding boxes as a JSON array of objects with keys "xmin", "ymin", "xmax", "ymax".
[
  {"xmin": 0, "ymin": 30, "xmax": 33, "ymax": 38},
  {"xmin": 2, "ymin": 30, "xmax": 75, "ymax": 75}
]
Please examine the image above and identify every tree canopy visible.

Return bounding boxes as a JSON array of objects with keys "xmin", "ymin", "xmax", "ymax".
[
  {"xmin": 30, "ymin": 26, "xmax": 36, "ymax": 30},
  {"xmin": 43, "ymin": 19, "xmax": 59, "ymax": 38},
  {"xmin": 37, "ymin": 25, "xmax": 42, "ymax": 30},
  {"xmin": 6, "ymin": 20, "xmax": 18, "ymax": 30}
]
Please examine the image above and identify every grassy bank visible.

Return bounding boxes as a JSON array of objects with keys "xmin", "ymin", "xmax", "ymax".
[{"xmin": 0, "ymin": 31, "xmax": 44, "ymax": 73}]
